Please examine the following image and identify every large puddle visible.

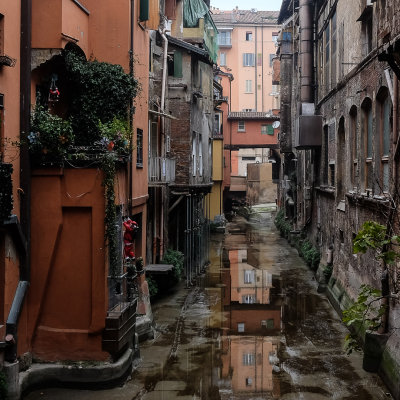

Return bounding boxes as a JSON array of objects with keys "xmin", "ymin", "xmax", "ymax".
[{"xmin": 24, "ymin": 214, "xmax": 393, "ymax": 399}]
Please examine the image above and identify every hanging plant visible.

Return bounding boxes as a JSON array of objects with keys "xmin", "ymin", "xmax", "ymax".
[{"xmin": 29, "ymin": 104, "xmax": 74, "ymax": 161}]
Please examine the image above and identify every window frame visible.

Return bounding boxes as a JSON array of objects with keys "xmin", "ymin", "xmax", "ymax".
[
  {"xmin": 238, "ymin": 120, "xmax": 246, "ymax": 132},
  {"xmin": 243, "ymin": 53, "xmax": 255, "ymax": 67},
  {"xmin": 136, "ymin": 128, "xmax": 143, "ymax": 168}
]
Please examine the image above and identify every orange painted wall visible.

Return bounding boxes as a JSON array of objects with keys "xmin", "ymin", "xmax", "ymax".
[
  {"xmin": 230, "ymin": 120, "xmax": 277, "ymax": 146},
  {"xmin": 218, "ymin": 24, "xmax": 278, "ymax": 113},
  {"xmin": 32, "ymin": 0, "xmax": 89, "ymax": 53},
  {"xmin": 29, "ymin": 168, "xmax": 109, "ymax": 361}
]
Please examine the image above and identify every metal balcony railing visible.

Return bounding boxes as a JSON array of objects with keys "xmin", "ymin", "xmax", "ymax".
[{"xmin": 148, "ymin": 157, "xmax": 176, "ymax": 184}]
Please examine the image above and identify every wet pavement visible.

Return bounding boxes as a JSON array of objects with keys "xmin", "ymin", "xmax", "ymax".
[{"xmin": 24, "ymin": 212, "xmax": 393, "ymax": 399}]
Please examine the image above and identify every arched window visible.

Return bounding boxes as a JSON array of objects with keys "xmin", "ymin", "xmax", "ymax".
[
  {"xmin": 349, "ymin": 106, "xmax": 358, "ymax": 189},
  {"xmin": 337, "ymin": 117, "xmax": 345, "ymax": 200},
  {"xmin": 376, "ymin": 89, "xmax": 392, "ymax": 193},
  {"xmin": 361, "ymin": 98, "xmax": 373, "ymax": 191}
]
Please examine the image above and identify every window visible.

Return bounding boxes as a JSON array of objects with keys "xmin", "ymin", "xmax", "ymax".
[
  {"xmin": 243, "ymin": 53, "xmax": 255, "ymax": 67},
  {"xmin": 322, "ymin": 125, "xmax": 329, "ymax": 185},
  {"xmin": 218, "ymin": 31, "xmax": 231, "ymax": 46},
  {"xmin": 238, "ymin": 121, "xmax": 245, "ymax": 132},
  {"xmin": 214, "ymin": 113, "xmax": 222, "ymax": 135},
  {"xmin": 238, "ymin": 323, "xmax": 245, "ymax": 333},
  {"xmin": 242, "ymin": 294, "xmax": 255, "ymax": 304},
  {"xmin": 244, "ymin": 269, "xmax": 255, "ymax": 283},
  {"xmin": 246, "ymin": 31, "xmax": 253, "ymax": 41},
  {"xmin": 324, "ymin": 23, "xmax": 330, "ymax": 92},
  {"xmin": 139, "ymin": 0, "xmax": 149, "ymax": 21},
  {"xmin": 242, "ymin": 156, "xmax": 256, "ymax": 161},
  {"xmin": 246, "ymin": 378, "xmax": 253, "ymax": 386},
  {"xmin": 364, "ymin": 16, "xmax": 373, "ymax": 55},
  {"xmin": 192, "ymin": 133, "xmax": 197, "ymax": 176},
  {"xmin": 350, "ymin": 107, "xmax": 358, "ymax": 188},
  {"xmin": 329, "ymin": 162, "xmax": 335, "ymax": 187},
  {"xmin": 269, "ymin": 54, "xmax": 275, "ymax": 67},
  {"xmin": 261, "ymin": 125, "xmax": 274, "ymax": 135},
  {"xmin": 362, "ymin": 100, "xmax": 373, "ymax": 190},
  {"xmin": 168, "ymin": 51, "xmax": 182, "ymax": 78},
  {"xmin": 199, "ymin": 134, "xmax": 203, "ymax": 176},
  {"xmin": 379, "ymin": 95, "xmax": 391, "ymax": 192},
  {"xmin": 136, "ymin": 129, "xmax": 143, "ymax": 167},
  {"xmin": 245, "ymin": 80, "xmax": 252, "ymax": 93},
  {"xmin": 337, "ymin": 117, "xmax": 345, "ymax": 199},
  {"xmin": 219, "ymin": 52, "xmax": 226, "ymax": 66},
  {"xmin": 272, "ymin": 32, "xmax": 279, "ymax": 45},
  {"xmin": 243, "ymin": 353, "xmax": 255, "ymax": 365},
  {"xmin": 320, "ymin": 10, "xmax": 337, "ymax": 95}
]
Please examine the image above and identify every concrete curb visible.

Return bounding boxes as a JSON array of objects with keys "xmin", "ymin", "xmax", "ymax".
[{"xmin": 19, "ymin": 348, "xmax": 133, "ymax": 397}]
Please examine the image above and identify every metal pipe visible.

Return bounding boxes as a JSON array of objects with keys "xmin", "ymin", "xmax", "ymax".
[
  {"xmin": 393, "ymin": 75, "xmax": 398, "ymax": 186},
  {"xmin": 299, "ymin": 0, "xmax": 313, "ymax": 103},
  {"xmin": 129, "ymin": 0, "xmax": 134, "ymax": 213},
  {"xmin": 6, "ymin": 0, "xmax": 32, "ymax": 362},
  {"xmin": 158, "ymin": 25, "xmax": 168, "ymax": 259}
]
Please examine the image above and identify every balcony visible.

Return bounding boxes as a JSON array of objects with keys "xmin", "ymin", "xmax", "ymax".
[{"xmin": 148, "ymin": 157, "xmax": 176, "ymax": 184}]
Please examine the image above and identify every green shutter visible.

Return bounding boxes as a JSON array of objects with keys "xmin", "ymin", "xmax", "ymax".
[
  {"xmin": 267, "ymin": 125, "xmax": 274, "ymax": 135},
  {"xmin": 174, "ymin": 51, "xmax": 183, "ymax": 78},
  {"xmin": 140, "ymin": 0, "xmax": 149, "ymax": 21}
]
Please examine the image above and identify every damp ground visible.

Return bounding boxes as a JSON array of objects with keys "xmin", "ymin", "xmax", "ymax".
[{"xmin": 24, "ymin": 211, "xmax": 393, "ymax": 400}]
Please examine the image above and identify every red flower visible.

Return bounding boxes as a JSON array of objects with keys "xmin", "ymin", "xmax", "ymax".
[{"xmin": 107, "ymin": 141, "xmax": 115, "ymax": 151}]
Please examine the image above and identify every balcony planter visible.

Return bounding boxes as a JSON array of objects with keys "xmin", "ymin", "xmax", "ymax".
[{"xmin": 0, "ymin": 163, "xmax": 13, "ymax": 221}]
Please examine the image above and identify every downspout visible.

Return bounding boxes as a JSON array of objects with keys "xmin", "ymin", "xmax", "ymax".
[
  {"xmin": 299, "ymin": 0, "xmax": 313, "ymax": 103},
  {"xmin": 5, "ymin": 0, "xmax": 32, "ymax": 363},
  {"xmin": 255, "ymin": 26, "xmax": 257, "ymax": 111},
  {"xmin": 129, "ymin": 0, "xmax": 134, "ymax": 213},
  {"xmin": 158, "ymin": 24, "xmax": 168, "ymax": 260},
  {"xmin": 393, "ymin": 76, "xmax": 398, "ymax": 185}
]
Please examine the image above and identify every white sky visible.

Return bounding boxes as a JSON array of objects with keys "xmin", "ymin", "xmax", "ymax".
[{"xmin": 210, "ymin": 0, "xmax": 283, "ymax": 11}]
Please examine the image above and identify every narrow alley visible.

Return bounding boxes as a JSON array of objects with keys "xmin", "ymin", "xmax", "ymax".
[{"xmin": 24, "ymin": 211, "xmax": 392, "ymax": 400}]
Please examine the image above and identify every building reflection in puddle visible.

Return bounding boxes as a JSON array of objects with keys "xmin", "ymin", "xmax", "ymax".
[{"xmin": 207, "ymin": 231, "xmax": 282, "ymax": 399}]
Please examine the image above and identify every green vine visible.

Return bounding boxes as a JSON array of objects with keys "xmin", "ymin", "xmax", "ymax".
[{"xmin": 102, "ymin": 153, "xmax": 118, "ymax": 277}]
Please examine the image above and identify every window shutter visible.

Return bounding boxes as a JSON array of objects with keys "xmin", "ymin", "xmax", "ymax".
[
  {"xmin": 174, "ymin": 51, "xmax": 183, "ymax": 78},
  {"xmin": 140, "ymin": 0, "xmax": 149, "ymax": 21},
  {"xmin": 267, "ymin": 125, "xmax": 274, "ymax": 135}
]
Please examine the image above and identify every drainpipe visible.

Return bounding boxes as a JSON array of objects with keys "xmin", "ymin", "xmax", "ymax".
[
  {"xmin": 5, "ymin": 0, "xmax": 32, "ymax": 365},
  {"xmin": 129, "ymin": 0, "xmax": 134, "ymax": 213},
  {"xmin": 299, "ymin": 0, "xmax": 313, "ymax": 103},
  {"xmin": 393, "ymin": 76, "xmax": 398, "ymax": 185},
  {"xmin": 158, "ymin": 25, "xmax": 168, "ymax": 260}
]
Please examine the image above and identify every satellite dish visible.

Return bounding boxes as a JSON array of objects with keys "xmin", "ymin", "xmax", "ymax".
[{"xmin": 272, "ymin": 121, "xmax": 280, "ymax": 129}]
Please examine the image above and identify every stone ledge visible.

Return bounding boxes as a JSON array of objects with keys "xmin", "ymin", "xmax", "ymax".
[{"xmin": 19, "ymin": 348, "xmax": 133, "ymax": 397}]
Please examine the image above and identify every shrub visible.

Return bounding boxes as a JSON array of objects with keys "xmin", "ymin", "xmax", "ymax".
[
  {"xmin": 300, "ymin": 239, "xmax": 320, "ymax": 269},
  {"xmin": 161, "ymin": 249, "xmax": 184, "ymax": 282},
  {"xmin": 146, "ymin": 276, "xmax": 158, "ymax": 297},
  {"xmin": 274, "ymin": 209, "xmax": 292, "ymax": 238}
]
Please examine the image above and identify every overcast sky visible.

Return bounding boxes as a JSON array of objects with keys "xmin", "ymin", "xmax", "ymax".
[{"xmin": 210, "ymin": 0, "xmax": 283, "ymax": 11}]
